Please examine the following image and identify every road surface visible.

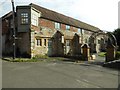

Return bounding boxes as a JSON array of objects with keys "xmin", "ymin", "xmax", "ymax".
[{"xmin": 2, "ymin": 60, "xmax": 119, "ymax": 88}]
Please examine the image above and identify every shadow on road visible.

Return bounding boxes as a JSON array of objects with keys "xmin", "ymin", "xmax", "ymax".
[{"xmin": 90, "ymin": 54, "xmax": 120, "ymax": 70}]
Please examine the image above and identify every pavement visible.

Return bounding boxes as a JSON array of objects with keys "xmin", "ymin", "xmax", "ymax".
[
  {"xmin": 2, "ymin": 57, "xmax": 119, "ymax": 88},
  {"xmin": 103, "ymin": 59, "xmax": 120, "ymax": 70},
  {"xmin": 91, "ymin": 54, "xmax": 120, "ymax": 70}
]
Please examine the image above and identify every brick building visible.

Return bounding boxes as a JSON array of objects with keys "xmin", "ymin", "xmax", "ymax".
[{"xmin": 1, "ymin": 3, "xmax": 106, "ymax": 58}]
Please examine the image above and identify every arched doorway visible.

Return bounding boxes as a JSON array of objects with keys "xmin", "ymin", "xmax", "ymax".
[{"xmin": 88, "ymin": 31, "xmax": 117, "ymax": 62}]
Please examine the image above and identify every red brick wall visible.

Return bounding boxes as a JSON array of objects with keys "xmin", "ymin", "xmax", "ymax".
[
  {"xmin": 31, "ymin": 25, "xmax": 39, "ymax": 31},
  {"xmin": 71, "ymin": 26, "xmax": 78, "ymax": 32},
  {"xmin": 61, "ymin": 24, "xmax": 66, "ymax": 30},
  {"xmin": 39, "ymin": 18, "xmax": 55, "ymax": 29},
  {"xmin": 39, "ymin": 18, "xmax": 78, "ymax": 33}
]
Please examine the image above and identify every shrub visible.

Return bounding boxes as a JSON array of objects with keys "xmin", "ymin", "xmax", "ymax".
[
  {"xmin": 115, "ymin": 51, "xmax": 120, "ymax": 59},
  {"xmin": 10, "ymin": 58, "xmax": 38, "ymax": 62}
]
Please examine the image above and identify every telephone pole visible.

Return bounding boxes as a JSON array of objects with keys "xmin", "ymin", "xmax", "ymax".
[{"xmin": 11, "ymin": 0, "xmax": 16, "ymax": 59}]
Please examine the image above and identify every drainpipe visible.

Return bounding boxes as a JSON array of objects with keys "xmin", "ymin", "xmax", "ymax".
[{"xmin": 11, "ymin": 0, "xmax": 16, "ymax": 59}]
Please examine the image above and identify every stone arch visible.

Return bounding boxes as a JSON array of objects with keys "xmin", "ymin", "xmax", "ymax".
[{"xmin": 88, "ymin": 31, "xmax": 117, "ymax": 53}]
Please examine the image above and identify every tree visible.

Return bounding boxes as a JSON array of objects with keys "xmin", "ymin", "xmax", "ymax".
[{"xmin": 113, "ymin": 28, "xmax": 120, "ymax": 50}]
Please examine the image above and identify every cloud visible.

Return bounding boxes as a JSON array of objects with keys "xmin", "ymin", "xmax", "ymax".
[
  {"xmin": 0, "ymin": 0, "xmax": 119, "ymax": 31},
  {"xmin": 0, "ymin": 4, "xmax": 2, "ymax": 17},
  {"xmin": 0, "ymin": 1, "xmax": 12, "ymax": 17},
  {"xmin": 66, "ymin": 0, "xmax": 119, "ymax": 31}
]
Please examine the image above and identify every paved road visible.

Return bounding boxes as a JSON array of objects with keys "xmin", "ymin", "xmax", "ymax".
[
  {"xmin": 0, "ymin": 59, "xmax": 2, "ymax": 89},
  {"xmin": 2, "ymin": 60, "xmax": 119, "ymax": 88}
]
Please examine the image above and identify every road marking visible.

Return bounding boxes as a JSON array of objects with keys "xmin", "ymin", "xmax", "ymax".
[
  {"xmin": 76, "ymin": 79, "xmax": 101, "ymax": 88},
  {"xmin": 47, "ymin": 63, "xmax": 57, "ymax": 66},
  {"xmin": 82, "ymin": 79, "xmax": 89, "ymax": 83}
]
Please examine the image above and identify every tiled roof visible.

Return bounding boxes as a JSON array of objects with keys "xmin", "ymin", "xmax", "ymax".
[
  {"xmin": 30, "ymin": 3, "xmax": 100, "ymax": 32},
  {"xmin": 2, "ymin": 11, "xmax": 13, "ymax": 20}
]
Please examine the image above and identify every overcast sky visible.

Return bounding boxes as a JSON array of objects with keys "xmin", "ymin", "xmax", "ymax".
[{"xmin": 0, "ymin": 0, "xmax": 119, "ymax": 32}]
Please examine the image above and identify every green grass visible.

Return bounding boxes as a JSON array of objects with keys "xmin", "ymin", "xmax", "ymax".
[
  {"xmin": 115, "ymin": 51, "xmax": 120, "ymax": 59},
  {"xmin": 2, "ymin": 58, "xmax": 40, "ymax": 62},
  {"xmin": 32, "ymin": 54, "xmax": 49, "ymax": 59},
  {"xmin": 2, "ymin": 55, "xmax": 66, "ymax": 62},
  {"xmin": 2, "ymin": 54, "xmax": 49, "ymax": 62},
  {"xmin": 98, "ymin": 51, "xmax": 120, "ymax": 59},
  {"xmin": 98, "ymin": 52, "xmax": 106, "ymax": 57}
]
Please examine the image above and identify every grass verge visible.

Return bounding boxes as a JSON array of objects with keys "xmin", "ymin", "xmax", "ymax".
[
  {"xmin": 98, "ymin": 52, "xmax": 106, "ymax": 57},
  {"xmin": 2, "ymin": 55, "xmax": 66, "ymax": 62},
  {"xmin": 98, "ymin": 51, "xmax": 120, "ymax": 59},
  {"xmin": 2, "ymin": 58, "xmax": 40, "ymax": 62}
]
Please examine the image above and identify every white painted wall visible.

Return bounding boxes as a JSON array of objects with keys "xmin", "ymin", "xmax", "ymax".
[{"xmin": 31, "ymin": 7, "xmax": 41, "ymax": 26}]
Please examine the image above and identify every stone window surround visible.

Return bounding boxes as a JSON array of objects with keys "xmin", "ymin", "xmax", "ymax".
[{"xmin": 36, "ymin": 38, "xmax": 49, "ymax": 47}]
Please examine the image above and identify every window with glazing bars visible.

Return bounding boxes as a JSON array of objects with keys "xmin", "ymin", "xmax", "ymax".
[{"xmin": 21, "ymin": 13, "xmax": 28, "ymax": 24}]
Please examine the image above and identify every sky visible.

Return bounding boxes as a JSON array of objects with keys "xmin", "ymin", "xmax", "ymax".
[{"xmin": 0, "ymin": 0, "xmax": 119, "ymax": 32}]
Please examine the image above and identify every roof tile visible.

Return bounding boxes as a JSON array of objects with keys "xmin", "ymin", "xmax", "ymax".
[{"xmin": 30, "ymin": 3, "xmax": 100, "ymax": 32}]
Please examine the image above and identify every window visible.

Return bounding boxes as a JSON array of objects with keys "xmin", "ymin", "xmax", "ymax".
[
  {"xmin": 21, "ymin": 13, "xmax": 28, "ymax": 24},
  {"xmin": 36, "ymin": 39, "xmax": 42, "ymax": 46},
  {"xmin": 78, "ymin": 28, "xmax": 81, "ymax": 33},
  {"xmin": 55, "ymin": 22, "xmax": 61, "ymax": 29},
  {"xmin": 66, "ymin": 25, "xmax": 70, "ymax": 30},
  {"xmin": 44, "ymin": 39, "xmax": 47, "ymax": 46},
  {"xmin": 32, "ymin": 14, "xmax": 38, "ymax": 26}
]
